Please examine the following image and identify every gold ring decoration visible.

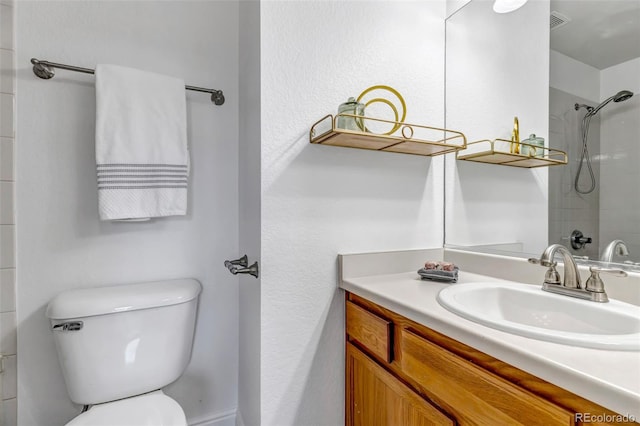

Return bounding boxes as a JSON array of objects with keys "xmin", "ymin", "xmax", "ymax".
[
  {"xmin": 357, "ymin": 85, "xmax": 407, "ymax": 135},
  {"xmin": 364, "ymin": 98, "xmax": 399, "ymax": 122},
  {"xmin": 361, "ymin": 98, "xmax": 399, "ymax": 135},
  {"xmin": 401, "ymin": 125, "xmax": 414, "ymax": 140}
]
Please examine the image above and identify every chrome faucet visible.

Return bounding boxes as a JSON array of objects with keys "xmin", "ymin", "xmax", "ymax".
[
  {"xmin": 529, "ymin": 244, "xmax": 627, "ymax": 303},
  {"xmin": 600, "ymin": 240, "xmax": 630, "ymax": 263},
  {"xmin": 540, "ymin": 244, "xmax": 581, "ymax": 288}
]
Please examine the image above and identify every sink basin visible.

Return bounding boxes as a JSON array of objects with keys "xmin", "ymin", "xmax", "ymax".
[{"xmin": 437, "ymin": 282, "xmax": 640, "ymax": 350}]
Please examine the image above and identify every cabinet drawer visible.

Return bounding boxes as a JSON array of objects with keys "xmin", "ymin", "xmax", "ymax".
[
  {"xmin": 399, "ymin": 328, "xmax": 574, "ymax": 426},
  {"xmin": 346, "ymin": 301, "xmax": 393, "ymax": 363}
]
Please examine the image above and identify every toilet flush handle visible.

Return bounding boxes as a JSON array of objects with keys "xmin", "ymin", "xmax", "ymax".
[{"xmin": 52, "ymin": 321, "xmax": 83, "ymax": 331}]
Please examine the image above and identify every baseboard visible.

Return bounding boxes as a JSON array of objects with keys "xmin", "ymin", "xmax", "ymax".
[{"xmin": 189, "ymin": 408, "xmax": 237, "ymax": 426}]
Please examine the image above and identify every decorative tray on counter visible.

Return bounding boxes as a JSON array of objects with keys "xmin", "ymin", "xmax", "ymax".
[
  {"xmin": 309, "ymin": 114, "xmax": 467, "ymax": 157},
  {"xmin": 456, "ymin": 139, "xmax": 568, "ymax": 168}
]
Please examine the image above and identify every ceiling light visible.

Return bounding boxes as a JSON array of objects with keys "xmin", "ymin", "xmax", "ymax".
[{"xmin": 493, "ymin": 0, "xmax": 528, "ymax": 14}]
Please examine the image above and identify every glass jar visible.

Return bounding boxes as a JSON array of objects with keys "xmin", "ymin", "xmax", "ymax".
[
  {"xmin": 521, "ymin": 133, "xmax": 545, "ymax": 157},
  {"xmin": 336, "ymin": 97, "xmax": 365, "ymax": 131}
]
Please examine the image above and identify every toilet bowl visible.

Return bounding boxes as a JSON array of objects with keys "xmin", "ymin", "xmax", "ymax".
[{"xmin": 46, "ymin": 279, "xmax": 201, "ymax": 425}]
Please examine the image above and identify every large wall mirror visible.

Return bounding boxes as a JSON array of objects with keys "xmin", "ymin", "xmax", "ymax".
[{"xmin": 445, "ymin": 0, "xmax": 640, "ymax": 269}]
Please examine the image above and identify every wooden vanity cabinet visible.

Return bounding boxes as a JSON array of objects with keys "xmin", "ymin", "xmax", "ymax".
[{"xmin": 345, "ymin": 293, "xmax": 638, "ymax": 426}]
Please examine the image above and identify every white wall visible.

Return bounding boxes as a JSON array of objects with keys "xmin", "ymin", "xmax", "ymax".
[
  {"xmin": 550, "ymin": 50, "xmax": 600, "ymax": 102},
  {"xmin": 446, "ymin": 0, "xmax": 472, "ymax": 18},
  {"xmin": 445, "ymin": 0, "xmax": 550, "ymax": 255},
  {"xmin": 16, "ymin": 2, "xmax": 239, "ymax": 425},
  {"xmin": 260, "ymin": 1, "xmax": 446, "ymax": 425},
  {"xmin": 237, "ymin": 1, "xmax": 261, "ymax": 425},
  {"xmin": 599, "ymin": 57, "xmax": 640, "ymax": 261},
  {"xmin": 600, "ymin": 57, "xmax": 640, "ymax": 98}
]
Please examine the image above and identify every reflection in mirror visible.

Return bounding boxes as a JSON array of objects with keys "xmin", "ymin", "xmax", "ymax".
[
  {"xmin": 548, "ymin": 0, "xmax": 640, "ymax": 266},
  {"xmin": 444, "ymin": 0, "xmax": 550, "ymax": 255},
  {"xmin": 445, "ymin": 0, "xmax": 640, "ymax": 271}
]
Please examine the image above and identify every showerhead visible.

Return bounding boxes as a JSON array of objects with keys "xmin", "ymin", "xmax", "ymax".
[
  {"xmin": 614, "ymin": 90, "xmax": 633, "ymax": 102},
  {"xmin": 574, "ymin": 89, "xmax": 634, "ymax": 195},
  {"xmin": 587, "ymin": 89, "xmax": 634, "ymax": 116}
]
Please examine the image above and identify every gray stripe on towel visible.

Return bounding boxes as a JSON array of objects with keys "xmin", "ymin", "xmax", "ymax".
[
  {"xmin": 96, "ymin": 164, "xmax": 188, "ymax": 168},
  {"xmin": 98, "ymin": 185, "xmax": 188, "ymax": 190},
  {"xmin": 97, "ymin": 176, "xmax": 188, "ymax": 180},
  {"xmin": 98, "ymin": 180, "xmax": 188, "ymax": 184},
  {"xmin": 97, "ymin": 171, "xmax": 188, "ymax": 175}
]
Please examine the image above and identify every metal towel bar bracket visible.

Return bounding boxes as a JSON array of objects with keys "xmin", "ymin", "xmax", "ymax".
[
  {"xmin": 231, "ymin": 262, "xmax": 259, "ymax": 279},
  {"xmin": 224, "ymin": 255, "xmax": 259, "ymax": 279},
  {"xmin": 225, "ymin": 255, "xmax": 248, "ymax": 269},
  {"xmin": 30, "ymin": 58, "xmax": 225, "ymax": 105}
]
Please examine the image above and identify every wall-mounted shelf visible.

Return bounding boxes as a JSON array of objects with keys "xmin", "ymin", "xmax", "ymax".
[
  {"xmin": 310, "ymin": 114, "xmax": 467, "ymax": 157},
  {"xmin": 456, "ymin": 139, "xmax": 568, "ymax": 168}
]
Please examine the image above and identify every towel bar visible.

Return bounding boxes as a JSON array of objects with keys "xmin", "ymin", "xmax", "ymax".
[{"xmin": 30, "ymin": 58, "xmax": 225, "ymax": 105}]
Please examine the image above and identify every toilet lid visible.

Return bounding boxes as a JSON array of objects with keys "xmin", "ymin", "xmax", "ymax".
[{"xmin": 66, "ymin": 391, "xmax": 187, "ymax": 426}]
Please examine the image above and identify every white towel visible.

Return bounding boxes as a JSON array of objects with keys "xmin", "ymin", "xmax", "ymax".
[{"xmin": 95, "ymin": 64, "xmax": 189, "ymax": 221}]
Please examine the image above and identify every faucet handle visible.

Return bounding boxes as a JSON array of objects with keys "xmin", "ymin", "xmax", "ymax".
[
  {"xmin": 589, "ymin": 266, "xmax": 628, "ymax": 278},
  {"xmin": 585, "ymin": 267, "xmax": 628, "ymax": 302},
  {"xmin": 528, "ymin": 258, "xmax": 561, "ymax": 285},
  {"xmin": 570, "ymin": 230, "xmax": 592, "ymax": 250}
]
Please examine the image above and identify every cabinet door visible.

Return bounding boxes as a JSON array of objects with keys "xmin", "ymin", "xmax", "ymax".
[
  {"xmin": 346, "ymin": 342, "xmax": 454, "ymax": 426},
  {"xmin": 399, "ymin": 328, "xmax": 574, "ymax": 426}
]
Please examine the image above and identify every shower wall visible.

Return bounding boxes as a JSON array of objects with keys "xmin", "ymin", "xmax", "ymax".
[
  {"xmin": 549, "ymin": 51, "xmax": 601, "ymax": 259},
  {"xmin": 0, "ymin": 0, "xmax": 17, "ymax": 424},
  {"xmin": 599, "ymin": 57, "xmax": 640, "ymax": 263},
  {"xmin": 550, "ymin": 51, "xmax": 640, "ymax": 263},
  {"xmin": 548, "ymin": 87, "xmax": 600, "ymax": 259}
]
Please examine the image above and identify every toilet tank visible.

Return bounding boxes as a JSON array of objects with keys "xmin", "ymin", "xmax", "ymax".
[{"xmin": 46, "ymin": 279, "xmax": 201, "ymax": 405}]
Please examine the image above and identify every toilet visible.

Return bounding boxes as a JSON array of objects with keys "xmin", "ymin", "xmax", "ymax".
[{"xmin": 46, "ymin": 278, "xmax": 202, "ymax": 425}]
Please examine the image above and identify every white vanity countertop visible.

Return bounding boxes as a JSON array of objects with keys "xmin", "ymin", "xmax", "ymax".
[{"xmin": 340, "ymin": 269, "xmax": 640, "ymax": 419}]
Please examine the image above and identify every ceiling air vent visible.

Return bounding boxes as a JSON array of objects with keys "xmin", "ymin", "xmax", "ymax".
[{"xmin": 550, "ymin": 11, "xmax": 571, "ymax": 30}]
